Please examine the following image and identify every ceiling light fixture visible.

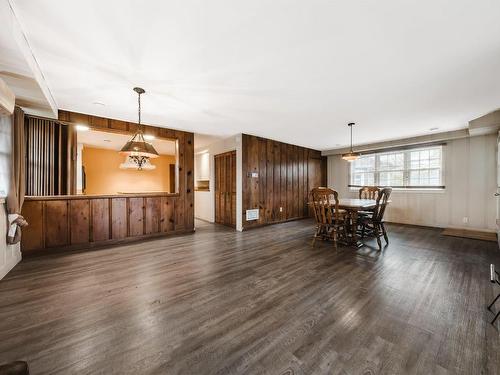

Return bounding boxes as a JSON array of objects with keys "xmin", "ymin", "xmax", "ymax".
[
  {"xmin": 341, "ymin": 122, "xmax": 360, "ymax": 162},
  {"xmin": 75, "ymin": 124, "xmax": 90, "ymax": 132},
  {"xmin": 119, "ymin": 156, "xmax": 156, "ymax": 170},
  {"xmin": 119, "ymin": 87, "xmax": 159, "ymax": 170}
]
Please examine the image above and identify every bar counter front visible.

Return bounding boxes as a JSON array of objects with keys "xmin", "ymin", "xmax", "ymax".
[{"xmin": 21, "ymin": 192, "xmax": 194, "ymax": 253}]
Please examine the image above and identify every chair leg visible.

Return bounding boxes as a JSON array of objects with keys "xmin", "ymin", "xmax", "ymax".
[
  {"xmin": 492, "ymin": 309, "xmax": 500, "ymax": 325},
  {"xmin": 381, "ymin": 222, "xmax": 389, "ymax": 244},
  {"xmin": 375, "ymin": 224, "xmax": 382, "ymax": 250},
  {"xmin": 488, "ymin": 292, "xmax": 500, "ymax": 311},
  {"xmin": 312, "ymin": 225, "xmax": 320, "ymax": 247},
  {"xmin": 361, "ymin": 223, "xmax": 365, "ymax": 238}
]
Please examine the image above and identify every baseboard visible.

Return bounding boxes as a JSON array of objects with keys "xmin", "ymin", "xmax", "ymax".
[
  {"xmin": 442, "ymin": 227, "xmax": 497, "ymax": 242},
  {"xmin": 0, "ymin": 244, "xmax": 21, "ymax": 280}
]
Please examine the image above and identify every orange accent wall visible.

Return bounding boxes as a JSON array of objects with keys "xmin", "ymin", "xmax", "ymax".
[{"xmin": 82, "ymin": 147, "xmax": 176, "ymax": 195}]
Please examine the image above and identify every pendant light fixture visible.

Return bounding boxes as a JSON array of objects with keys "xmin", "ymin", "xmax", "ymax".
[
  {"xmin": 119, "ymin": 87, "xmax": 159, "ymax": 170},
  {"xmin": 341, "ymin": 122, "xmax": 360, "ymax": 162},
  {"xmin": 120, "ymin": 155, "xmax": 156, "ymax": 170}
]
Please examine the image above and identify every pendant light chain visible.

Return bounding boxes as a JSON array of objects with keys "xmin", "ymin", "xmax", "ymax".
[
  {"xmin": 137, "ymin": 90, "xmax": 142, "ymax": 133},
  {"xmin": 350, "ymin": 123, "xmax": 353, "ymax": 152},
  {"xmin": 342, "ymin": 122, "xmax": 360, "ymax": 161}
]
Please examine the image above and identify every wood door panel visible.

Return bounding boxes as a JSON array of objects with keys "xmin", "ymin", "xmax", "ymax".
[
  {"xmin": 111, "ymin": 198, "xmax": 127, "ymax": 240},
  {"xmin": 215, "ymin": 151, "xmax": 236, "ymax": 227},
  {"xmin": 129, "ymin": 198, "xmax": 144, "ymax": 237},
  {"xmin": 45, "ymin": 200, "xmax": 69, "ymax": 247},
  {"xmin": 70, "ymin": 199, "xmax": 90, "ymax": 245},
  {"xmin": 92, "ymin": 199, "xmax": 110, "ymax": 242}
]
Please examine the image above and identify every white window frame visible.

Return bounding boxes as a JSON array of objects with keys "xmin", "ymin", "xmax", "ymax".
[{"xmin": 348, "ymin": 144, "xmax": 445, "ymax": 190}]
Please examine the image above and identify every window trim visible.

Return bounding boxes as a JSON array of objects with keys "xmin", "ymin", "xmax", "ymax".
[{"xmin": 347, "ymin": 144, "xmax": 446, "ymax": 190}]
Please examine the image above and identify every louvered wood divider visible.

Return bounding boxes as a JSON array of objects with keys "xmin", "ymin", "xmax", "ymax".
[{"xmin": 24, "ymin": 115, "xmax": 76, "ymax": 195}]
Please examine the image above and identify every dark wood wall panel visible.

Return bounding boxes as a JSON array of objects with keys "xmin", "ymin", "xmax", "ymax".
[
  {"xmin": 242, "ymin": 134, "xmax": 326, "ymax": 230},
  {"xmin": 111, "ymin": 198, "xmax": 127, "ymax": 240},
  {"xmin": 92, "ymin": 199, "xmax": 109, "ymax": 242},
  {"xmin": 21, "ymin": 110, "xmax": 194, "ymax": 253},
  {"xmin": 20, "ymin": 201, "xmax": 44, "ymax": 251},
  {"xmin": 145, "ymin": 197, "xmax": 161, "ymax": 234},
  {"xmin": 70, "ymin": 199, "xmax": 90, "ymax": 245},
  {"xmin": 161, "ymin": 197, "xmax": 175, "ymax": 232},
  {"xmin": 44, "ymin": 200, "xmax": 69, "ymax": 247},
  {"xmin": 129, "ymin": 198, "xmax": 144, "ymax": 237}
]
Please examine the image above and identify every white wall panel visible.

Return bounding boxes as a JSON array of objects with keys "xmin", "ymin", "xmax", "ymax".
[{"xmin": 327, "ymin": 134, "xmax": 497, "ymax": 231}]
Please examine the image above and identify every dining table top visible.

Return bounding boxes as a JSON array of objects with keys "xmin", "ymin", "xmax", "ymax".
[
  {"xmin": 308, "ymin": 198, "xmax": 391, "ymax": 210},
  {"xmin": 338, "ymin": 198, "xmax": 378, "ymax": 210}
]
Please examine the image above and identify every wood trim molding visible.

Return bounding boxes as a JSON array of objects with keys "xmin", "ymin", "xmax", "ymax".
[
  {"xmin": 0, "ymin": 77, "xmax": 15, "ymax": 115},
  {"xmin": 322, "ymin": 129, "xmax": 469, "ymax": 156}
]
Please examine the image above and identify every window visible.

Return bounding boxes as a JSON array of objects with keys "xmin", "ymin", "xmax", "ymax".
[{"xmin": 349, "ymin": 145, "xmax": 444, "ymax": 189}]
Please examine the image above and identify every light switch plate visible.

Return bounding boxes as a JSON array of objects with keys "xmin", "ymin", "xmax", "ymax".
[{"xmin": 246, "ymin": 209, "xmax": 259, "ymax": 221}]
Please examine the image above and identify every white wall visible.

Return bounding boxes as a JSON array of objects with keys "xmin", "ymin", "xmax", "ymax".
[
  {"xmin": 327, "ymin": 134, "xmax": 497, "ymax": 232},
  {"xmin": 0, "ymin": 115, "xmax": 21, "ymax": 280},
  {"xmin": 194, "ymin": 134, "xmax": 243, "ymax": 231}
]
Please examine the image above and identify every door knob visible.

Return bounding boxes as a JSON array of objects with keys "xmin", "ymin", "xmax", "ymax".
[{"xmin": 495, "ymin": 193, "xmax": 500, "ymax": 196}]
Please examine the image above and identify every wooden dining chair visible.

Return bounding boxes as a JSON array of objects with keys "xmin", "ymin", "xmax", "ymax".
[
  {"xmin": 358, "ymin": 187, "xmax": 392, "ymax": 249},
  {"xmin": 310, "ymin": 187, "xmax": 347, "ymax": 248},
  {"xmin": 359, "ymin": 186, "xmax": 380, "ymax": 200}
]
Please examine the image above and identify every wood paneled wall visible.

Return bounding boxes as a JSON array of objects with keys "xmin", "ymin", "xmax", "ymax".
[
  {"xmin": 21, "ymin": 110, "xmax": 194, "ymax": 253},
  {"xmin": 242, "ymin": 134, "xmax": 326, "ymax": 230}
]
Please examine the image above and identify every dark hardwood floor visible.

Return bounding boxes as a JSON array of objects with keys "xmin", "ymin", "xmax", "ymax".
[{"xmin": 1, "ymin": 219, "xmax": 500, "ymax": 374}]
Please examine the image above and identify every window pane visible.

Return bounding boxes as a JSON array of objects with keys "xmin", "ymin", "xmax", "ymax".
[
  {"xmin": 350, "ymin": 146, "xmax": 443, "ymax": 189},
  {"xmin": 429, "ymin": 149, "xmax": 440, "ymax": 158},
  {"xmin": 410, "ymin": 171, "xmax": 419, "ymax": 185}
]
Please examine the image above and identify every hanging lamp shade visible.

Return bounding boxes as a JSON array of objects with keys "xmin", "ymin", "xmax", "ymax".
[
  {"xmin": 119, "ymin": 87, "xmax": 159, "ymax": 170},
  {"xmin": 119, "ymin": 132, "xmax": 159, "ymax": 159},
  {"xmin": 341, "ymin": 122, "xmax": 360, "ymax": 162}
]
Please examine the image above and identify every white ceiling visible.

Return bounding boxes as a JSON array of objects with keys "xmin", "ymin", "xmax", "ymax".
[
  {"xmin": 0, "ymin": 0, "xmax": 53, "ymax": 117},
  {"xmin": 8, "ymin": 0, "xmax": 500, "ymax": 150},
  {"xmin": 77, "ymin": 129, "xmax": 176, "ymax": 155}
]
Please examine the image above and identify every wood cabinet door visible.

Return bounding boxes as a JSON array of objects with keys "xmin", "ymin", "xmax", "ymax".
[{"xmin": 215, "ymin": 151, "xmax": 236, "ymax": 227}]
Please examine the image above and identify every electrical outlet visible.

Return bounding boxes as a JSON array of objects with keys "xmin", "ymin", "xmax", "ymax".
[
  {"xmin": 279, "ymin": 207, "xmax": 283, "ymax": 212},
  {"xmin": 463, "ymin": 217, "xmax": 469, "ymax": 224}
]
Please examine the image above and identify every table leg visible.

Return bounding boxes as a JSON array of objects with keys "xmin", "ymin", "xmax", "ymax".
[{"xmin": 350, "ymin": 210, "xmax": 363, "ymax": 248}]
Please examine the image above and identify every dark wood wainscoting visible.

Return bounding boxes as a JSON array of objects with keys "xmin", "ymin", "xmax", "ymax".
[
  {"xmin": 21, "ymin": 193, "xmax": 192, "ymax": 253},
  {"xmin": 242, "ymin": 134, "xmax": 326, "ymax": 230}
]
